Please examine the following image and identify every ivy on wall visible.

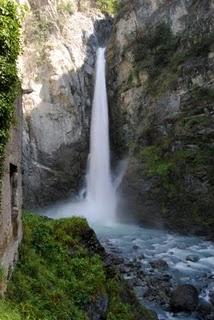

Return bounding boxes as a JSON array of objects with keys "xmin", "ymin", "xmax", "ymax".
[{"xmin": 0, "ymin": 0, "xmax": 21, "ymax": 192}]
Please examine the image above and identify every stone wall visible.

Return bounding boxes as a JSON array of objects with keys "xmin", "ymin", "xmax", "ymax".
[{"xmin": 0, "ymin": 98, "xmax": 23, "ymax": 294}]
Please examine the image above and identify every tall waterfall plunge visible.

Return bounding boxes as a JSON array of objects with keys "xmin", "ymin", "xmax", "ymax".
[
  {"xmin": 45, "ymin": 48, "xmax": 119, "ymax": 224},
  {"xmin": 86, "ymin": 47, "xmax": 117, "ymax": 222}
]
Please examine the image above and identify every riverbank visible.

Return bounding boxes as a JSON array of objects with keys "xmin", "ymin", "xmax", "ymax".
[
  {"xmin": 0, "ymin": 213, "xmax": 155, "ymax": 320},
  {"xmin": 95, "ymin": 223, "xmax": 214, "ymax": 320}
]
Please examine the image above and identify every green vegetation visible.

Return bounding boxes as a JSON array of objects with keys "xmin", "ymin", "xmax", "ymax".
[
  {"xmin": 57, "ymin": 0, "xmax": 74, "ymax": 15},
  {"xmin": 132, "ymin": 22, "xmax": 213, "ymax": 96},
  {"xmin": 0, "ymin": 264, "xmax": 5, "ymax": 282},
  {"xmin": 0, "ymin": 0, "xmax": 21, "ymax": 195},
  {"xmin": 97, "ymin": 0, "xmax": 120, "ymax": 15},
  {"xmin": 2, "ymin": 213, "xmax": 154, "ymax": 320},
  {"xmin": 133, "ymin": 23, "xmax": 179, "ymax": 93},
  {"xmin": 107, "ymin": 278, "xmax": 154, "ymax": 320},
  {"xmin": 139, "ymin": 146, "xmax": 175, "ymax": 178},
  {"xmin": 0, "ymin": 300, "xmax": 21, "ymax": 320},
  {"xmin": 139, "ymin": 142, "xmax": 214, "ymax": 186},
  {"xmin": 137, "ymin": 139, "xmax": 214, "ymax": 234}
]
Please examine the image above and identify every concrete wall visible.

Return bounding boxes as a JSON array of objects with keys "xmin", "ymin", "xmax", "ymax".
[{"xmin": 0, "ymin": 97, "xmax": 23, "ymax": 294}]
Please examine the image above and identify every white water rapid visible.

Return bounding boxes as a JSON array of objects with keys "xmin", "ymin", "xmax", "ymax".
[{"xmin": 45, "ymin": 48, "xmax": 118, "ymax": 224}]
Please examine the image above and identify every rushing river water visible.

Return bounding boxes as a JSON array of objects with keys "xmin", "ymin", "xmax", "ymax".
[{"xmin": 94, "ymin": 223, "xmax": 214, "ymax": 320}]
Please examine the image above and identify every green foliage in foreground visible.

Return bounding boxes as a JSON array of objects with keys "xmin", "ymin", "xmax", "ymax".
[
  {"xmin": 0, "ymin": 0, "xmax": 21, "ymax": 194},
  {"xmin": 0, "ymin": 300, "xmax": 21, "ymax": 320},
  {"xmin": 2, "ymin": 213, "xmax": 154, "ymax": 320},
  {"xmin": 96, "ymin": 0, "xmax": 120, "ymax": 15}
]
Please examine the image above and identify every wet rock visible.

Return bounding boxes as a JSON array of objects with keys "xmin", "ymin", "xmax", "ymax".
[
  {"xmin": 134, "ymin": 285, "xmax": 146, "ymax": 297},
  {"xmin": 196, "ymin": 299, "xmax": 213, "ymax": 320},
  {"xmin": 109, "ymin": 255, "xmax": 124, "ymax": 265},
  {"xmin": 137, "ymin": 254, "xmax": 145, "ymax": 260},
  {"xmin": 137, "ymin": 270, "xmax": 145, "ymax": 279},
  {"xmin": 170, "ymin": 284, "xmax": 199, "ymax": 312},
  {"xmin": 162, "ymin": 274, "xmax": 172, "ymax": 281},
  {"xmin": 125, "ymin": 260, "xmax": 135, "ymax": 268},
  {"xmin": 209, "ymin": 291, "xmax": 214, "ymax": 305},
  {"xmin": 149, "ymin": 310, "xmax": 159, "ymax": 320},
  {"xmin": 87, "ymin": 294, "xmax": 108, "ymax": 320},
  {"xmin": 150, "ymin": 259, "xmax": 169, "ymax": 270},
  {"xmin": 143, "ymin": 277, "xmax": 172, "ymax": 310},
  {"xmin": 207, "ymin": 313, "xmax": 214, "ymax": 320},
  {"xmin": 133, "ymin": 245, "xmax": 139, "ymax": 250},
  {"xmin": 126, "ymin": 277, "xmax": 139, "ymax": 287},
  {"xmin": 186, "ymin": 255, "xmax": 200, "ymax": 262},
  {"xmin": 119, "ymin": 265, "xmax": 131, "ymax": 274}
]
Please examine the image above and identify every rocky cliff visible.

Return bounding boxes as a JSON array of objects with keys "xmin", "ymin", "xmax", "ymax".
[
  {"xmin": 107, "ymin": 0, "xmax": 214, "ymax": 237},
  {"xmin": 20, "ymin": 0, "xmax": 112, "ymax": 208}
]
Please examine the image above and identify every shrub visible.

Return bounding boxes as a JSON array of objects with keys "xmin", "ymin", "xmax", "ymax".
[
  {"xmin": 97, "ymin": 0, "xmax": 120, "ymax": 15},
  {"xmin": 57, "ymin": 0, "xmax": 74, "ymax": 15}
]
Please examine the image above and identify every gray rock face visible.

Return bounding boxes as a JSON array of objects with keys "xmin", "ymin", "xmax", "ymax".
[
  {"xmin": 20, "ymin": 0, "xmax": 112, "ymax": 208},
  {"xmin": 0, "ymin": 98, "xmax": 23, "ymax": 295},
  {"xmin": 107, "ymin": 0, "xmax": 214, "ymax": 237},
  {"xmin": 170, "ymin": 284, "xmax": 198, "ymax": 312}
]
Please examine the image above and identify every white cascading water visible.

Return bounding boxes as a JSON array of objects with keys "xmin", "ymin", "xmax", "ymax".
[
  {"xmin": 45, "ymin": 48, "xmax": 118, "ymax": 224},
  {"xmin": 85, "ymin": 47, "xmax": 117, "ymax": 222}
]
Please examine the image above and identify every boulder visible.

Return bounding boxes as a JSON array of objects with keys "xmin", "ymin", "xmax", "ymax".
[
  {"xmin": 196, "ymin": 299, "xmax": 213, "ymax": 320},
  {"xmin": 186, "ymin": 255, "xmax": 200, "ymax": 263},
  {"xmin": 170, "ymin": 284, "xmax": 198, "ymax": 312},
  {"xmin": 150, "ymin": 259, "xmax": 169, "ymax": 270}
]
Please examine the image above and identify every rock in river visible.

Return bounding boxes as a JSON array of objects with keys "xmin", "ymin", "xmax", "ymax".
[
  {"xmin": 150, "ymin": 259, "xmax": 169, "ymax": 270},
  {"xmin": 170, "ymin": 284, "xmax": 199, "ymax": 312}
]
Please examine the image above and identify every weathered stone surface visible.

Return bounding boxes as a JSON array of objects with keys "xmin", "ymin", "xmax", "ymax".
[
  {"xmin": 0, "ymin": 98, "xmax": 23, "ymax": 295},
  {"xmin": 107, "ymin": 0, "xmax": 214, "ymax": 237},
  {"xmin": 20, "ymin": 0, "xmax": 112, "ymax": 208},
  {"xmin": 170, "ymin": 284, "xmax": 198, "ymax": 312}
]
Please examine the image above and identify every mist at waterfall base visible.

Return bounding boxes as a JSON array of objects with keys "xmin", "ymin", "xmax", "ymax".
[{"xmin": 45, "ymin": 48, "xmax": 126, "ymax": 225}]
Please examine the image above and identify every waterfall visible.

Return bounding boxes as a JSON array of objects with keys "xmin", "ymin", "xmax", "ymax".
[
  {"xmin": 45, "ymin": 48, "xmax": 118, "ymax": 224},
  {"xmin": 85, "ymin": 47, "xmax": 117, "ymax": 222}
]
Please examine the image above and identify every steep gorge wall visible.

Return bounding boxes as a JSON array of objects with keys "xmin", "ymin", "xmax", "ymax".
[
  {"xmin": 107, "ymin": 0, "xmax": 214, "ymax": 237},
  {"xmin": 20, "ymin": 0, "xmax": 112, "ymax": 208}
]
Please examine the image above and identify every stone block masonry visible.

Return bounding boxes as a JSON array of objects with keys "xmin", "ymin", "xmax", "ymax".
[{"xmin": 0, "ymin": 97, "xmax": 23, "ymax": 295}]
